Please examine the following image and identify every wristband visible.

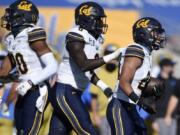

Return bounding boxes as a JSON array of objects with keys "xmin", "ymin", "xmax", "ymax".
[
  {"xmin": 128, "ymin": 92, "xmax": 139, "ymax": 104},
  {"xmin": 104, "ymin": 88, "xmax": 113, "ymax": 98},
  {"xmin": 96, "ymin": 80, "xmax": 108, "ymax": 91}
]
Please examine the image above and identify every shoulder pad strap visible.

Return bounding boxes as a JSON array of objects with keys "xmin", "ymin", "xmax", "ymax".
[
  {"xmin": 28, "ymin": 28, "xmax": 46, "ymax": 43},
  {"xmin": 125, "ymin": 45, "xmax": 145, "ymax": 60},
  {"xmin": 66, "ymin": 32, "xmax": 85, "ymax": 43}
]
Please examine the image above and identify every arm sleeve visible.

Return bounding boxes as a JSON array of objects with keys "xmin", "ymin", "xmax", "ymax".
[
  {"xmin": 28, "ymin": 28, "xmax": 46, "ymax": 43},
  {"xmin": 125, "ymin": 45, "xmax": 145, "ymax": 60},
  {"xmin": 30, "ymin": 52, "xmax": 58, "ymax": 85}
]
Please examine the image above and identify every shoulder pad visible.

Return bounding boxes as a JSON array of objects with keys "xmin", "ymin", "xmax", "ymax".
[
  {"xmin": 66, "ymin": 32, "xmax": 85, "ymax": 43},
  {"xmin": 125, "ymin": 45, "xmax": 145, "ymax": 60},
  {"xmin": 68, "ymin": 27, "xmax": 89, "ymax": 42},
  {"xmin": 28, "ymin": 27, "xmax": 46, "ymax": 43}
]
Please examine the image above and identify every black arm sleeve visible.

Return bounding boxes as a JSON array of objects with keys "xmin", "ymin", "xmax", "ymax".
[{"xmin": 66, "ymin": 32, "xmax": 105, "ymax": 72}]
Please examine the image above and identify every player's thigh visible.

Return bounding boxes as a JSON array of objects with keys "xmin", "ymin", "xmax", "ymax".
[
  {"xmin": 106, "ymin": 98, "xmax": 135, "ymax": 135},
  {"xmin": 124, "ymin": 103, "xmax": 147, "ymax": 135},
  {"xmin": 55, "ymin": 83, "xmax": 97, "ymax": 135},
  {"xmin": 15, "ymin": 89, "xmax": 44, "ymax": 135},
  {"xmin": 38, "ymin": 103, "xmax": 53, "ymax": 135},
  {"xmin": 49, "ymin": 111, "xmax": 68, "ymax": 135}
]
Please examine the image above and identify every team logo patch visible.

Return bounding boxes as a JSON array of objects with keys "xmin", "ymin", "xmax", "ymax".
[
  {"xmin": 136, "ymin": 19, "xmax": 150, "ymax": 28},
  {"xmin": 79, "ymin": 5, "xmax": 93, "ymax": 16},
  {"xmin": 18, "ymin": 1, "xmax": 32, "ymax": 11}
]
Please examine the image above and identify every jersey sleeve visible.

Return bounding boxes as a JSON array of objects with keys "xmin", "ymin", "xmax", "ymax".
[
  {"xmin": 66, "ymin": 32, "xmax": 85, "ymax": 44},
  {"xmin": 125, "ymin": 45, "xmax": 145, "ymax": 60},
  {"xmin": 28, "ymin": 28, "xmax": 46, "ymax": 43}
]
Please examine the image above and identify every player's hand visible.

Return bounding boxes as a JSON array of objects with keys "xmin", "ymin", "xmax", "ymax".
[
  {"xmin": 103, "ymin": 48, "xmax": 122, "ymax": 63},
  {"xmin": 16, "ymin": 80, "xmax": 33, "ymax": 96},
  {"xmin": 137, "ymin": 98, "xmax": 157, "ymax": 114}
]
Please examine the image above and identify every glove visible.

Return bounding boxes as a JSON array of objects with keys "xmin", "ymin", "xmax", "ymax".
[
  {"xmin": 103, "ymin": 48, "xmax": 122, "ymax": 63},
  {"xmin": 16, "ymin": 80, "xmax": 33, "ymax": 96},
  {"xmin": 137, "ymin": 97, "xmax": 157, "ymax": 114}
]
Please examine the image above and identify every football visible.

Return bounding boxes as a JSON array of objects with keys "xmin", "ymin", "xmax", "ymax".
[{"xmin": 141, "ymin": 77, "xmax": 165, "ymax": 98}]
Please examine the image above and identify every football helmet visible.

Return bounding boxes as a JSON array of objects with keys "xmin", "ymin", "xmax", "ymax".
[
  {"xmin": 133, "ymin": 17, "xmax": 166, "ymax": 50},
  {"xmin": 75, "ymin": 2, "xmax": 108, "ymax": 36},
  {"xmin": 1, "ymin": 0, "xmax": 39, "ymax": 30}
]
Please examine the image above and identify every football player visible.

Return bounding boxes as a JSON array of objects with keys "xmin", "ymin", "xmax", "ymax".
[
  {"xmin": 106, "ymin": 17, "xmax": 166, "ymax": 135},
  {"xmin": 0, "ymin": 0, "xmax": 58, "ymax": 134},
  {"xmin": 48, "ymin": 2, "xmax": 121, "ymax": 135}
]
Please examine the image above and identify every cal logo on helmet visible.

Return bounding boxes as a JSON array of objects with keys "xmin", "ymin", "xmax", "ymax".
[
  {"xmin": 18, "ymin": 1, "xmax": 32, "ymax": 11},
  {"xmin": 136, "ymin": 19, "xmax": 150, "ymax": 28},
  {"xmin": 79, "ymin": 5, "xmax": 93, "ymax": 16}
]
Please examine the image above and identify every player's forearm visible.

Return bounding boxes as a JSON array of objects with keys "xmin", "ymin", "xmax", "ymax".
[
  {"xmin": 80, "ymin": 58, "xmax": 105, "ymax": 72},
  {"xmin": 119, "ymin": 79, "xmax": 134, "ymax": 96},
  {"xmin": 119, "ymin": 79, "xmax": 140, "ymax": 103},
  {"xmin": 30, "ymin": 52, "xmax": 58, "ymax": 85},
  {"xmin": 0, "ymin": 55, "xmax": 13, "ymax": 77},
  {"xmin": 0, "ymin": 70, "xmax": 8, "ymax": 77},
  {"xmin": 165, "ymin": 95, "xmax": 178, "ymax": 117}
]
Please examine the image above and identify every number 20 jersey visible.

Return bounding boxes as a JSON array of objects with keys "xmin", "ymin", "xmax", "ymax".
[
  {"xmin": 3, "ymin": 25, "xmax": 46, "ymax": 82},
  {"xmin": 57, "ymin": 26, "xmax": 104, "ymax": 91}
]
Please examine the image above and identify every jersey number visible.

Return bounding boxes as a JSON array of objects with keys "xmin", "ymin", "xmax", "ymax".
[{"xmin": 15, "ymin": 53, "xmax": 28, "ymax": 74}]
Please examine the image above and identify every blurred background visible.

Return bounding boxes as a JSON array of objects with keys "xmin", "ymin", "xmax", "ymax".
[{"xmin": 0, "ymin": 0, "xmax": 180, "ymax": 135}]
